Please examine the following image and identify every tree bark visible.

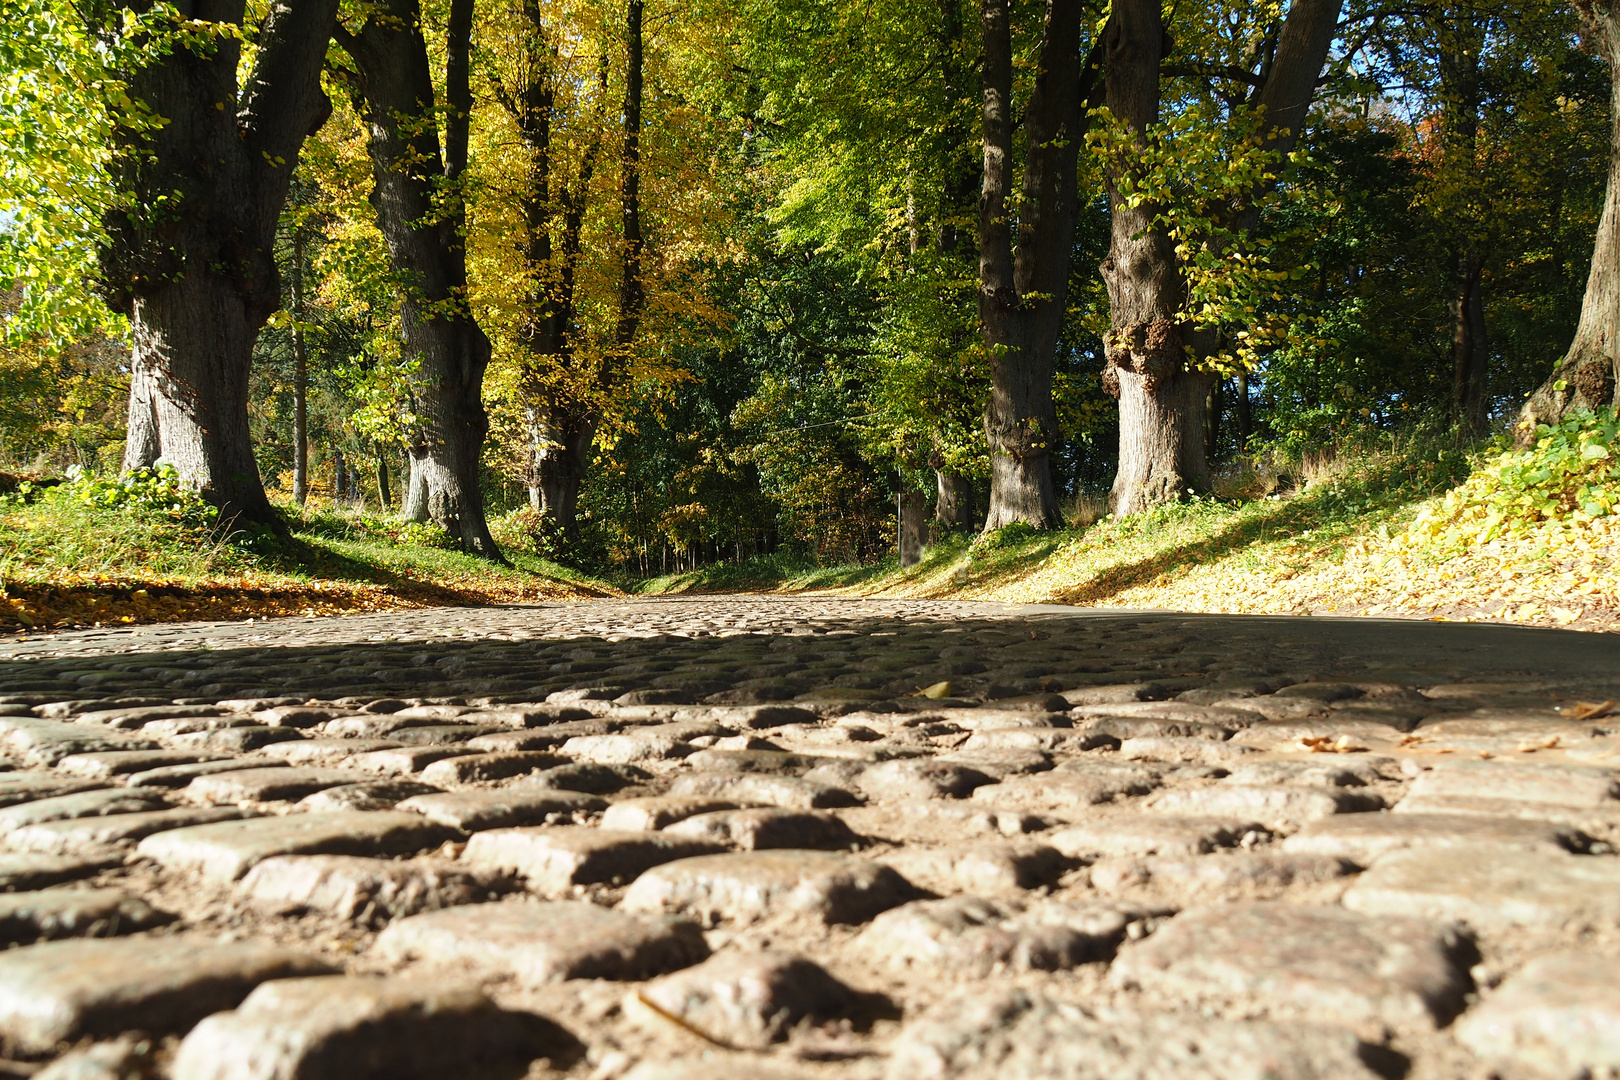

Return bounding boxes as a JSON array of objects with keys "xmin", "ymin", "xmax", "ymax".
[
  {"xmin": 1236, "ymin": 370, "xmax": 1253, "ymax": 450},
  {"xmin": 291, "ymin": 227, "xmax": 309, "ymax": 506},
  {"xmin": 376, "ymin": 452, "xmax": 391, "ymax": 509},
  {"xmin": 1520, "ymin": 3, "xmax": 1620, "ymax": 440},
  {"xmin": 617, "ymin": 0, "xmax": 645, "ymax": 349},
  {"xmin": 934, "ymin": 469, "xmax": 976, "ymax": 528},
  {"xmin": 100, "ymin": 0, "xmax": 338, "ymax": 525},
  {"xmin": 977, "ymin": 0, "xmax": 1088, "ymax": 530},
  {"xmin": 121, "ymin": 356, "xmax": 160, "ymax": 473},
  {"xmin": 1103, "ymin": 0, "xmax": 1340, "ymax": 516},
  {"xmin": 334, "ymin": 447, "xmax": 347, "ymax": 501},
  {"xmin": 497, "ymin": 15, "xmax": 610, "ymax": 538},
  {"xmin": 403, "ymin": 449, "xmax": 430, "ymax": 522},
  {"xmin": 1440, "ymin": 17, "xmax": 1490, "ymax": 435},
  {"xmin": 1451, "ymin": 253, "xmax": 1489, "ymax": 432},
  {"xmin": 338, "ymin": 0, "xmax": 502, "ymax": 559}
]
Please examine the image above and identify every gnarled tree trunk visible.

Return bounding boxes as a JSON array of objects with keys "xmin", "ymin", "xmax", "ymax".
[
  {"xmin": 1102, "ymin": 0, "xmax": 1340, "ymax": 516},
  {"xmin": 1520, "ymin": 3, "xmax": 1620, "ymax": 440},
  {"xmin": 100, "ymin": 0, "xmax": 338, "ymax": 524},
  {"xmin": 339, "ymin": 0, "xmax": 502, "ymax": 559},
  {"xmin": 977, "ymin": 0, "xmax": 1090, "ymax": 530}
]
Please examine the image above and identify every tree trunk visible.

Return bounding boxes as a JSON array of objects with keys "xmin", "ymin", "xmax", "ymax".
[
  {"xmin": 291, "ymin": 228, "xmax": 309, "ymax": 506},
  {"xmin": 497, "ymin": 18, "xmax": 611, "ymax": 540},
  {"xmin": 1451, "ymin": 253, "xmax": 1489, "ymax": 433},
  {"xmin": 1103, "ymin": 0, "xmax": 1340, "ymax": 516},
  {"xmin": 935, "ymin": 469, "xmax": 975, "ymax": 528},
  {"xmin": 1440, "ymin": 18, "xmax": 1490, "ymax": 436},
  {"xmin": 403, "ymin": 449, "xmax": 430, "ymax": 522},
  {"xmin": 527, "ymin": 408, "xmax": 597, "ymax": 532},
  {"xmin": 98, "ymin": 0, "xmax": 338, "ymax": 525},
  {"xmin": 376, "ymin": 453, "xmax": 391, "ymax": 509},
  {"xmin": 339, "ymin": 0, "xmax": 502, "ymax": 560},
  {"xmin": 121, "ymin": 356, "xmax": 160, "ymax": 473},
  {"xmin": 977, "ymin": 0, "xmax": 1088, "ymax": 531},
  {"xmin": 1236, "ymin": 370, "xmax": 1252, "ymax": 451},
  {"xmin": 1101, "ymin": 0, "xmax": 1207, "ymax": 516},
  {"xmin": 1520, "ymin": 7, "xmax": 1620, "ymax": 440},
  {"xmin": 616, "ymin": 0, "xmax": 645, "ymax": 349},
  {"xmin": 334, "ymin": 447, "xmax": 347, "ymax": 501},
  {"xmin": 1204, "ymin": 379, "xmax": 1222, "ymax": 464}
]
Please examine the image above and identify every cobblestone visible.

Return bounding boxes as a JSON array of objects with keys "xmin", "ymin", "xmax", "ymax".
[
  {"xmin": 374, "ymin": 899, "xmax": 709, "ymax": 983},
  {"xmin": 171, "ymin": 976, "xmax": 573, "ymax": 1080},
  {"xmin": 0, "ymin": 596, "xmax": 1616, "ymax": 1076}
]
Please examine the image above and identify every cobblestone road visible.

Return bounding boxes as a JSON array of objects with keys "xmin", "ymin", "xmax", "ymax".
[{"xmin": 0, "ymin": 596, "xmax": 1617, "ymax": 1080}]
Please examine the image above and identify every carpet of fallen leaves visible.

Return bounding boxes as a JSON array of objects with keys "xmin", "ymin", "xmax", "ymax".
[
  {"xmin": 1056, "ymin": 513, "xmax": 1620, "ymax": 633},
  {"xmin": 0, "ymin": 572, "xmax": 596, "ymax": 634}
]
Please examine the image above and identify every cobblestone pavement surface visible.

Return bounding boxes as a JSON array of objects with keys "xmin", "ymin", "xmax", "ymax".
[{"xmin": 0, "ymin": 596, "xmax": 1618, "ymax": 1080}]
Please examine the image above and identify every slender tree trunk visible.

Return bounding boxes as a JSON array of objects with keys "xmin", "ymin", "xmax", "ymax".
[
  {"xmin": 1451, "ymin": 253, "xmax": 1489, "ymax": 432},
  {"xmin": 617, "ymin": 0, "xmax": 645, "ymax": 349},
  {"xmin": 334, "ymin": 447, "xmax": 347, "ymax": 500},
  {"xmin": 291, "ymin": 228, "xmax": 309, "ymax": 506},
  {"xmin": 99, "ymin": 0, "xmax": 338, "ymax": 525},
  {"xmin": 376, "ymin": 453, "xmax": 391, "ymax": 508},
  {"xmin": 1521, "ymin": 6, "xmax": 1620, "ymax": 440},
  {"xmin": 1236, "ymin": 370, "xmax": 1253, "ymax": 451},
  {"xmin": 339, "ymin": 0, "xmax": 502, "ymax": 559},
  {"xmin": 1440, "ymin": 19, "xmax": 1490, "ymax": 436},
  {"xmin": 977, "ymin": 0, "xmax": 1088, "ymax": 530},
  {"xmin": 1103, "ymin": 0, "xmax": 1340, "ymax": 515}
]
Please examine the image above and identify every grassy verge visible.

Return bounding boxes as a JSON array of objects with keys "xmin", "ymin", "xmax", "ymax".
[
  {"xmin": 1, "ymin": 481, "xmax": 613, "ymax": 632},
  {"xmin": 637, "ymin": 423, "xmax": 1620, "ymax": 633}
]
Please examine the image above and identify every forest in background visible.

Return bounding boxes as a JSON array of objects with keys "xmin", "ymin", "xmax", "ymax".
[{"xmin": 2, "ymin": 0, "xmax": 1618, "ymax": 583}]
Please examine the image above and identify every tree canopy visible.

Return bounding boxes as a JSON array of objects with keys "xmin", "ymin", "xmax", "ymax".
[{"xmin": 0, "ymin": 0, "xmax": 1614, "ymax": 571}]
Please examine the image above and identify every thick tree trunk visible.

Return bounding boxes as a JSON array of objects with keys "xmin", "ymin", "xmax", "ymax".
[
  {"xmin": 497, "ymin": 17, "xmax": 611, "ymax": 540},
  {"xmin": 526, "ymin": 408, "xmax": 597, "ymax": 533},
  {"xmin": 121, "ymin": 356, "xmax": 160, "ymax": 473},
  {"xmin": 403, "ymin": 449, "xmax": 430, "ymax": 522},
  {"xmin": 340, "ymin": 0, "xmax": 502, "ymax": 559},
  {"xmin": 1521, "ymin": 12, "xmax": 1620, "ymax": 440},
  {"xmin": 977, "ymin": 0, "xmax": 1087, "ymax": 531},
  {"xmin": 935, "ymin": 469, "xmax": 975, "ymax": 528},
  {"xmin": 1100, "ymin": 0, "xmax": 1202, "ymax": 515},
  {"xmin": 99, "ymin": 0, "xmax": 337, "ymax": 524},
  {"xmin": 133, "ymin": 277, "xmax": 273, "ymax": 523},
  {"xmin": 291, "ymin": 229, "xmax": 309, "ymax": 506},
  {"xmin": 1103, "ymin": 0, "xmax": 1340, "ymax": 515}
]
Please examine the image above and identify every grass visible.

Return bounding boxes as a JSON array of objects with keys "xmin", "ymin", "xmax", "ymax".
[
  {"xmin": 633, "ymin": 425, "xmax": 1620, "ymax": 633},
  {"xmin": 1, "ymin": 487, "xmax": 613, "ymax": 631},
  {"xmin": 6, "ymin": 419, "xmax": 1615, "ymax": 634}
]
